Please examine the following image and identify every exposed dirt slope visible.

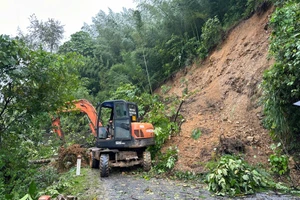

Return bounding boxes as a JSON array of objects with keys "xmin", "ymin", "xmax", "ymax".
[{"xmin": 158, "ymin": 8, "xmax": 275, "ymax": 173}]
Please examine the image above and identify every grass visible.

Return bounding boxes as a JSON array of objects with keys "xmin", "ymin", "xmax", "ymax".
[
  {"xmin": 51, "ymin": 167, "xmax": 100, "ymax": 199},
  {"xmin": 63, "ymin": 167, "xmax": 89, "ymax": 196}
]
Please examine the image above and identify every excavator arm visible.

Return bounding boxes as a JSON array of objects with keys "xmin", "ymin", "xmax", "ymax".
[{"xmin": 52, "ymin": 99, "xmax": 101, "ymax": 138}]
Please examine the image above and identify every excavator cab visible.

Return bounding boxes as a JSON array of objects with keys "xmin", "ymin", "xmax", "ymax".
[
  {"xmin": 97, "ymin": 100, "xmax": 138, "ymax": 140},
  {"xmin": 95, "ymin": 100, "xmax": 155, "ymax": 149}
]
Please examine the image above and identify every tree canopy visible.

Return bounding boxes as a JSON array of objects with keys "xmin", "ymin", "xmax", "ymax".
[
  {"xmin": 0, "ymin": 35, "xmax": 84, "ymax": 198},
  {"xmin": 18, "ymin": 14, "xmax": 64, "ymax": 52},
  {"xmin": 58, "ymin": 0, "xmax": 269, "ymax": 101}
]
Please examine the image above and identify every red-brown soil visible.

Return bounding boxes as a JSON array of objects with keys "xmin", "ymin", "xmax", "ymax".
[{"xmin": 158, "ymin": 8, "xmax": 276, "ymax": 173}]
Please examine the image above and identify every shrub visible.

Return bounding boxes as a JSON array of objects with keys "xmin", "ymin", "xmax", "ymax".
[
  {"xmin": 173, "ymin": 171, "xmax": 203, "ymax": 181},
  {"xmin": 34, "ymin": 166, "xmax": 60, "ymax": 190},
  {"xmin": 191, "ymin": 128, "xmax": 202, "ymax": 140},
  {"xmin": 198, "ymin": 16, "xmax": 223, "ymax": 58},
  {"xmin": 153, "ymin": 147, "xmax": 178, "ymax": 173},
  {"xmin": 244, "ymin": 0, "xmax": 272, "ymax": 17},
  {"xmin": 269, "ymin": 154, "xmax": 289, "ymax": 176},
  {"xmin": 269, "ymin": 143, "xmax": 289, "ymax": 176},
  {"xmin": 206, "ymin": 155, "xmax": 272, "ymax": 196}
]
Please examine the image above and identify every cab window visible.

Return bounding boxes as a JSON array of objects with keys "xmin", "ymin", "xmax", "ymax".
[{"xmin": 115, "ymin": 102, "xmax": 127, "ymax": 119}]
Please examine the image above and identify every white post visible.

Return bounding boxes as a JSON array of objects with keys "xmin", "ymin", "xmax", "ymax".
[{"xmin": 76, "ymin": 155, "xmax": 81, "ymax": 176}]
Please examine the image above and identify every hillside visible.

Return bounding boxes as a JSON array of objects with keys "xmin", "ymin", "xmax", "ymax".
[{"xmin": 158, "ymin": 8, "xmax": 275, "ymax": 173}]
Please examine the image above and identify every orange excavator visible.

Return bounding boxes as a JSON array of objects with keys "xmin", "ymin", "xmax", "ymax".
[{"xmin": 52, "ymin": 99, "xmax": 155, "ymax": 177}]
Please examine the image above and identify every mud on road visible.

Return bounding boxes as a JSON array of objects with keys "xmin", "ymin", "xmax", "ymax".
[{"xmin": 78, "ymin": 168, "xmax": 300, "ymax": 200}]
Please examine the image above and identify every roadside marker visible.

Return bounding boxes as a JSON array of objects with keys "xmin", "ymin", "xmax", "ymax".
[{"xmin": 76, "ymin": 155, "xmax": 81, "ymax": 175}]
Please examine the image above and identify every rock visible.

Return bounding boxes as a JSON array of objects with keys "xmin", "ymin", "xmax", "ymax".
[
  {"xmin": 66, "ymin": 196, "xmax": 78, "ymax": 200},
  {"xmin": 246, "ymin": 136, "xmax": 254, "ymax": 142}
]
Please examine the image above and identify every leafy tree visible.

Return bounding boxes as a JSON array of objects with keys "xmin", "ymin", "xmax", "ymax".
[
  {"xmin": 58, "ymin": 31, "xmax": 102, "ymax": 97},
  {"xmin": 198, "ymin": 16, "xmax": 223, "ymax": 58},
  {"xmin": 18, "ymin": 14, "xmax": 64, "ymax": 52},
  {"xmin": 58, "ymin": 31, "xmax": 95, "ymax": 57},
  {"xmin": 262, "ymin": 1, "xmax": 300, "ymax": 147},
  {"xmin": 0, "ymin": 35, "xmax": 83, "ymax": 198}
]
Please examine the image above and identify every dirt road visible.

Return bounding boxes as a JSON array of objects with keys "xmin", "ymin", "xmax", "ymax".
[
  {"xmin": 78, "ymin": 168, "xmax": 300, "ymax": 200},
  {"xmin": 82, "ymin": 169, "xmax": 211, "ymax": 200}
]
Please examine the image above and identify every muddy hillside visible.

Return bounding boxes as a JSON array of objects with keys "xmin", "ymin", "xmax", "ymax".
[{"xmin": 157, "ymin": 8, "xmax": 275, "ymax": 173}]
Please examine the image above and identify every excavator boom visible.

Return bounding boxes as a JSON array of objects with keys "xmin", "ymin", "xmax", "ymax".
[{"xmin": 52, "ymin": 99, "xmax": 100, "ymax": 138}]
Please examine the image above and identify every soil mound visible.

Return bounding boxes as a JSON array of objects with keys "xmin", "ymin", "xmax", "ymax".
[{"xmin": 57, "ymin": 144, "xmax": 89, "ymax": 171}]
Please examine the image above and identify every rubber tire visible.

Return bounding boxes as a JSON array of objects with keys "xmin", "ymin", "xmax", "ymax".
[
  {"xmin": 89, "ymin": 152, "xmax": 99, "ymax": 169},
  {"xmin": 99, "ymin": 154, "xmax": 109, "ymax": 177},
  {"xmin": 142, "ymin": 151, "xmax": 151, "ymax": 172}
]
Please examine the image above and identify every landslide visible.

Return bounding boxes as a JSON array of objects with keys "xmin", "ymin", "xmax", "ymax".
[{"xmin": 158, "ymin": 8, "xmax": 275, "ymax": 173}]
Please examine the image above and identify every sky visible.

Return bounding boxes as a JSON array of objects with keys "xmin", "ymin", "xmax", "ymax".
[{"xmin": 0, "ymin": 0, "xmax": 136, "ymax": 41}]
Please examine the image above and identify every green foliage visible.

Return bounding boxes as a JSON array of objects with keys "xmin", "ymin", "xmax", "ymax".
[
  {"xmin": 39, "ymin": 167, "xmax": 91, "ymax": 198},
  {"xmin": 269, "ymin": 154, "xmax": 289, "ymax": 176},
  {"xmin": 206, "ymin": 155, "xmax": 273, "ymax": 196},
  {"xmin": 191, "ymin": 128, "xmax": 202, "ymax": 140},
  {"xmin": 58, "ymin": 31, "xmax": 95, "ymax": 57},
  {"xmin": 271, "ymin": 0, "xmax": 290, "ymax": 6},
  {"xmin": 261, "ymin": 1, "xmax": 300, "ymax": 146},
  {"xmin": 145, "ymin": 100, "xmax": 180, "ymax": 156},
  {"xmin": 161, "ymin": 85, "xmax": 172, "ymax": 94},
  {"xmin": 0, "ymin": 35, "xmax": 82, "ymax": 198},
  {"xmin": 0, "ymin": 176, "xmax": 5, "ymax": 199},
  {"xmin": 222, "ymin": 0, "xmax": 248, "ymax": 28},
  {"xmin": 244, "ymin": 0, "xmax": 272, "ymax": 17},
  {"xmin": 159, "ymin": 34, "xmax": 199, "ymax": 76},
  {"xmin": 40, "ymin": 176, "xmax": 72, "ymax": 198},
  {"xmin": 19, "ymin": 182, "xmax": 39, "ymax": 200},
  {"xmin": 269, "ymin": 143, "xmax": 289, "ymax": 176},
  {"xmin": 198, "ymin": 16, "xmax": 223, "ymax": 58},
  {"xmin": 56, "ymin": 0, "xmax": 273, "ymax": 98},
  {"xmin": 34, "ymin": 166, "xmax": 60, "ymax": 190},
  {"xmin": 109, "ymin": 83, "xmax": 141, "ymax": 102},
  {"xmin": 59, "ymin": 112, "xmax": 95, "ymax": 146},
  {"xmin": 153, "ymin": 147, "xmax": 178, "ymax": 173},
  {"xmin": 173, "ymin": 171, "xmax": 203, "ymax": 181}
]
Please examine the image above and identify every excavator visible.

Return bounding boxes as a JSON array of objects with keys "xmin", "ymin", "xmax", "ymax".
[{"xmin": 52, "ymin": 99, "xmax": 155, "ymax": 177}]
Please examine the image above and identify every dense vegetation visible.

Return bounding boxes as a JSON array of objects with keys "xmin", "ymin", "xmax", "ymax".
[
  {"xmin": 1, "ymin": 0, "xmax": 300, "ymax": 198},
  {"xmin": 0, "ymin": 36, "xmax": 87, "ymax": 199},
  {"xmin": 262, "ymin": 0, "xmax": 300, "ymax": 150},
  {"xmin": 58, "ymin": 0, "xmax": 272, "ymax": 102}
]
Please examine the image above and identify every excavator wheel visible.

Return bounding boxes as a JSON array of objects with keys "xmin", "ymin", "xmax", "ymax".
[
  {"xmin": 142, "ymin": 151, "xmax": 151, "ymax": 172},
  {"xmin": 89, "ymin": 151, "xmax": 99, "ymax": 169},
  {"xmin": 99, "ymin": 154, "xmax": 109, "ymax": 177}
]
